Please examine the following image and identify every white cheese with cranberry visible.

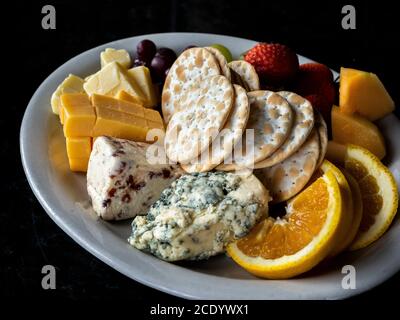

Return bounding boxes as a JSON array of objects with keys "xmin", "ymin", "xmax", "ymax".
[
  {"xmin": 87, "ymin": 136, "xmax": 182, "ymax": 220},
  {"xmin": 128, "ymin": 171, "xmax": 270, "ymax": 261}
]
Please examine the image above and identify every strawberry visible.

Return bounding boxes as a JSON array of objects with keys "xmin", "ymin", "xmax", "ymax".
[
  {"xmin": 294, "ymin": 63, "xmax": 336, "ymax": 122},
  {"xmin": 300, "ymin": 63, "xmax": 333, "ymax": 83},
  {"xmin": 304, "ymin": 94, "xmax": 331, "ymax": 121},
  {"xmin": 244, "ymin": 43, "xmax": 299, "ymax": 85},
  {"xmin": 294, "ymin": 63, "xmax": 333, "ymax": 95}
]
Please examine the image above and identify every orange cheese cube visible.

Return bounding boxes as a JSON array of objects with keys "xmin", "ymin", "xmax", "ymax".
[
  {"xmin": 66, "ymin": 137, "xmax": 92, "ymax": 158},
  {"xmin": 61, "ymin": 93, "xmax": 96, "ymax": 137},
  {"xmin": 68, "ymin": 157, "xmax": 89, "ymax": 172},
  {"xmin": 92, "ymin": 93, "xmax": 164, "ymax": 126},
  {"xmin": 92, "ymin": 93, "xmax": 145, "ymax": 117},
  {"xmin": 93, "ymin": 107, "xmax": 149, "ymax": 141},
  {"xmin": 116, "ymin": 90, "xmax": 145, "ymax": 106},
  {"xmin": 93, "ymin": 106, "xmax": 164, "ymax": 142}
]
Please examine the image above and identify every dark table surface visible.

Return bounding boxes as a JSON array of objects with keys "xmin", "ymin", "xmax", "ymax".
[{"xmin": 2, "ymin": 0, "xmax": 399, "ymax": 302}]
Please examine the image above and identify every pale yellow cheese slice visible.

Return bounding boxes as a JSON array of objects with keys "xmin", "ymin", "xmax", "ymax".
[
  {"xmin": 100, "ymin": 48, "xmax": 131, "ymax": 69},
  {"xmin": 51, "ymin": 74, "xmax": 84, "ymax": 115},
  {"xmin": 127, "ymin": 66, "xmax": 157, "ymax": 107},
  {"xmin": 83, "ymin": 62, "xmax": 145, "ymax": 102}
]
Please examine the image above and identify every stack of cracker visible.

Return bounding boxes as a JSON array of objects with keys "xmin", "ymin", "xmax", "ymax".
[{"xmin": 161, "ymin": 47, "xmax": 328, "ymax": 203}]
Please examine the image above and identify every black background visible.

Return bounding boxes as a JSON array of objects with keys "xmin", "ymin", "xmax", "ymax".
[{"xmin": 2, "ymin": 0, "xmax": 399, "ymax": 304}]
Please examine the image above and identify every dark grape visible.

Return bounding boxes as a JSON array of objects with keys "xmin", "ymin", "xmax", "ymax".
[
  {"xmin": 155, "ymin": 47, "xmax": 177, "ymax": 65},
  {"xmin": 150, "ymin": 55, "xmax": 173, "ymax": 82},
  {"xmin": 136, "ymin": 39, "xmax": 156, "ymax": 63}
]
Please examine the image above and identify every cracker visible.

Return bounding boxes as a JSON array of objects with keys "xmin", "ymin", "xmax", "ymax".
[
  {"xmin": 315, "ymin": 111, "xmax": 328, "ymax": 168},
  {"xmin": 205, "ymin": 47, "xmax": 231, "ymax": 81},
  {"xmin": 255, "ymin": 129, "xmax": 320, "ymax": 203},
  {"xmin": 181, "ymin": 84, "xmax": 249, "ymax": 173},
  {"xmin": 226, "ymin": 90, "xmax": 293, "ymax": 168},
  {"xmin": 165, "ymin": 75, "xmax": 234, "ymax": 163},
  {"xmin": 254, "ymin": 91, "xmax": 314, "ymax": 168},
  {"xmin": 228, "ymin": 60, "xmax": 260, "ymax": 91},
  {"xmin": 162, "ymin": 48, "xmax": 220, "ymax": 123}
]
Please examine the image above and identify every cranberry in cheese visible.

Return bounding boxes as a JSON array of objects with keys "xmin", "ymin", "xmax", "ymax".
[{"xmin": 87, "ymin": 136, "xmax": 183, "ymax": 220}]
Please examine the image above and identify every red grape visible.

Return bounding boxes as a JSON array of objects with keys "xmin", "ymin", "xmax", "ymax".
[
  {"xmin": 150, "ymin": 47, "xmax": 177, "ymax": 82},
  {"xmin": 150, "ymin": 55, "xmax": 170, "ymax": 82},
  {"xmin": 136, "ymin": 39, "xmax": 156, "ymax": 63},
  {"xmin": 155, "ymin": 47, "xmax": 177, "ymax": 65}
]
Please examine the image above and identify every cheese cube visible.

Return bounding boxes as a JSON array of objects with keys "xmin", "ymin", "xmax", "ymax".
[
  {"xmin": 83, "ymin": 62, "xmax": 145, "ymax": 102},
  {"xmin": 116, "ymin": 90, "xmax": 144, "ymax": 106},
  {"xmin": 66, "ymin": 137, "xmax": 92, "ymax": 158},
  {"xmin": 91, "ymin": 94, "xmax": 163, "ymax": 125},
  {"xmin": 51, "ymin": 74, "xmax": 84, "ymax": 114},
  {"xmin": 100, "ymin": 48, "xmax": 131, "ymax": 69},
  {"xmin": 92, "ymin": 94, "xmax": 145, "ymax": 117},
  {"xmin": 61, "ymin": 93, "xmax": 96, "ymax": 137},
  {"xmin": 127, "ymin": 66, "xmax": 157, "ymax": 107},
  {"xmin": 93, "ymin": 107, "xmax": 149, "ymax": 141},
  {"xmin": 68, "ymin": 157, "xmax": 89, "ymax": 172},
  {"xmin": 93, "ymin": 105, "xmax": 164, "ymax": 142}
]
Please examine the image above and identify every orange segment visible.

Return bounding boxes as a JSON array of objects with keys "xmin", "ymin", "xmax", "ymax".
[{"xmin": 228, "ymin": 171, "xmax": 342, "ymax": 279}]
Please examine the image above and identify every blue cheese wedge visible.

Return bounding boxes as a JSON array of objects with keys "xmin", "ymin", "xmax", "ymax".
[
  {"xmin": 128, "ymin": 171, "xmax": 270, "ymax": 261},
  {"xmin": 87, "ymin": 136, "xmax": 183, "ymax": 220}
]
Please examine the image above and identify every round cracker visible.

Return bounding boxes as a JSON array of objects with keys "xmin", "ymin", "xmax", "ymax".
[
  {"xmin": 165, "ymin": 75, "xmax": 234, "ymax": 163},
  {"xmin": 228, "ymin": 60, "xmax": 260, "ymax": 91},
  {"xmin": 254, "ymin": 91, "xmax": 314, "ymax": 168},
  {"xmin": 255, "ymin": 129, "xmax": 320, "ymax": 203},
  {"xmin": 232, "ymin": 90, "xmax": 293, "ymax": 167},
  {"xmin": 181, "ymin": 84, "xmax": 250, "ymax": 173},
  {"xmin": 162, "ymin": 47, "xmax": 220, "ymax": 123},
  {"xmin": 315, "ymin": 111, "xmax": 328, "ymax": 168},
  {"xmin": 205, "ymin": 46, "xmax": 231, "ymax": 81}
]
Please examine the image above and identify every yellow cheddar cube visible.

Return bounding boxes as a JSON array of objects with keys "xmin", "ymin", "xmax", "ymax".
[
  {"xmin": 116, "ymin": 90, "xmax": 144, "ymax": 106},
  {"xmin": 61, "ymin": 93, "xmax": 96, "ymax": 137},
  {"xmin": 66, "ymin": 137, "xmax": 92, "ymax": 159},
  {"xmin": 92, "ymin": 94, "xmax": 163, "ymax": 126},
  {"xmin": 51, "ymin": 74, "xmax": 84, "ymax": 115},
  {"xmin": 100, "ymin": 48, "xmax": 131, "ymax": 69},
  {"xmin": 93, "ymin": 107, "xmax": 149, "ymax": 141},
  {"xmin": 127, "ymin": 66, "xmax": 157, "ymax": 107},
  {"xmin": 83, "ymin": 62, "xmax": 145, "ymax": 102},
  {"xmin": 68, "ymin": 157, "xmax": 89, "ymax": 172},
  {"xmin": 92, "ymin": 94, "xmax": 145, "ymax": 117},
  {"xmin": 144, "ymin": 109, "xmax": 163, "ymax": 124}
]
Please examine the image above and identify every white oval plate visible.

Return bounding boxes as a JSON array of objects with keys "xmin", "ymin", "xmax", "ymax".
[{"xmin": 20, "ymin": 33, "xmax": 400, "ymax": 300}]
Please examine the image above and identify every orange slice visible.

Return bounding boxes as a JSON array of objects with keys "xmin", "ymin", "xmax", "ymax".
[
  {"xmin": 227, "ymin": 171, "xmax": 342, "ymax": 279},
  {"xmin": 341, "ymin": 170, "xmax": 363, "ymax": 250},
  {"xmin": 344, "ymin": 145, "xmax": 398, "ymax": 250},
  {"xmin": 319, "ymin": 160, "xmax": 353, "ymax": 257}
]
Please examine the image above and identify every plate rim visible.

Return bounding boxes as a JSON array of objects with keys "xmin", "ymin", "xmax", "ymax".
[{"xmin": 20, "ymin": 32, "xmax": 400, "ymax": 300}]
